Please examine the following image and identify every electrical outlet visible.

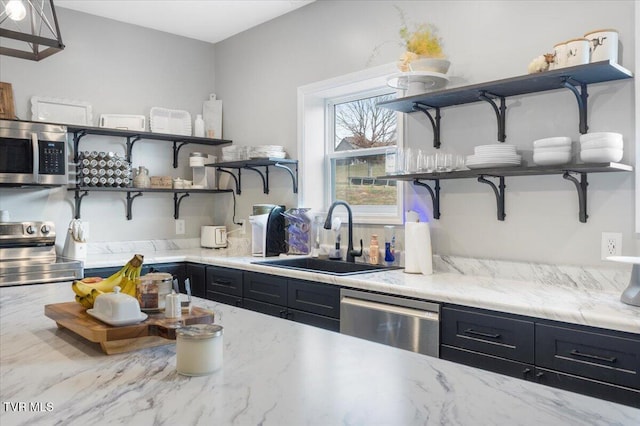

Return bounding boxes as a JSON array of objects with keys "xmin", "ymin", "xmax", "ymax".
[
  {"xmin": 601, "ymin": 232, "xmax": 622, "ymax": 259},
  {"xmin": 175, "ymin": 219, "xmax": 185, "ymax": 235},
  {"xmin": 239, "ymin": 219, "xmax": 246, "ymax": 235}
]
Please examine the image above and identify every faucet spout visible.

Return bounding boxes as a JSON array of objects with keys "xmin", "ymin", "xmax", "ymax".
[{"xmin": 324, "ymin": 200, "xmax": 362, "ymax": 263}]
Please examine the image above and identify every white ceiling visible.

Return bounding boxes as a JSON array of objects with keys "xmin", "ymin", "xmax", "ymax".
[{"xmin": 55, "ymin": 0, "xmax": 315, "ymax": 44}]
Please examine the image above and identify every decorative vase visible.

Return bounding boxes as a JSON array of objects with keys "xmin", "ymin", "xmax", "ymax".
[{"xmin": 408, "ymin": 57, "xmax": 450, "ymax": 74}]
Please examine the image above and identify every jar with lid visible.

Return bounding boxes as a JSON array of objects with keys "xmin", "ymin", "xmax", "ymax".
[
  {"xmin": 189, "ymin": 152, "xmax": 207, "ymax": 167},
  {"xmin": 176, "ymin": 324, "xmax": 223, "ymax": 376}
]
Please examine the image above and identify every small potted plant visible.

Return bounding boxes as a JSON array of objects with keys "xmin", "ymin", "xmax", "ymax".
[{"xmin": 397, "ymin": 11, "xmax": 449, "ymax": 74}]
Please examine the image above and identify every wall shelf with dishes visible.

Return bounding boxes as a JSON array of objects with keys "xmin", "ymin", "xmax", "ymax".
[
  {"xmin": 65, "ymin": 125, "xmax": 233, "ymax": 220},
  {"xmin": 378, "ymin": 60, "xmax": 633, "ymax": 148},
  {"xmin": 206, "ymin": 158, "xmax": 299, "ymax": 195},
  {"xmin": 378, "ymin": 60, "xmax": 634, "ymax": 223}
]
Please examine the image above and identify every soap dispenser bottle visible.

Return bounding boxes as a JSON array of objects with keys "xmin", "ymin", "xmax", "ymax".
[{"xmin": 369, "ymin": 234, "xmax": 379, "ymax": 265}]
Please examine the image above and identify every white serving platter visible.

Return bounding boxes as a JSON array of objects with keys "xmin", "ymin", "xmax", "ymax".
[
  {"xmin": 99, "ymin": 114, "xmax": 146, "ymax": 131},
  {"xmin": 31, "ymin": 96, "xmax": 93, "ymax": 126},
  {"xmin": 149, "ymin": 107, "xmax": 191, "ymax": 136}
]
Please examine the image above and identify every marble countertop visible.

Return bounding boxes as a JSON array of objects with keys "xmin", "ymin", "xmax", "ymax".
[
  {"xmin": 82, "ymin": 247, "xmax": 640, "ymax": 335},
  {"xmin": 1, "ymin": 284, "xmax": 638, "ymax": 425}
]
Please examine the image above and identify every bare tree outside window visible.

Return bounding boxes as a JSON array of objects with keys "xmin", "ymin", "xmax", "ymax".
[{"xmin": 330, "ymin": 93, "xmax": 398, "ymax": 206}]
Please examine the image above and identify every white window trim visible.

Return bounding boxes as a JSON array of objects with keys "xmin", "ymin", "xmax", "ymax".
[{"xmin": 297, "ymin": 62, "xmax": 404, "ymax": 225}]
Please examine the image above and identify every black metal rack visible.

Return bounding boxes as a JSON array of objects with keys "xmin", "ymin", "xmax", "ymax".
[
  {"xmin": 383, "ymin": 163, "xmax": 633, "ymax": 223},
  {"xmin": 67, "ymin": 125, "xmax": 232, "ymax": 167},
  {"xmin": 65, "ymin": 125, "xmax": 234, "ymax": 220},
  {"xmin": 378, "ymin": 61, "xmax": 633, "ymax": 147},
  {"xmin": 68, "ymin": 187, "xmax": 234, "ymax": 220},
  {"xmin": 207, "ymin": 158, "xmax": 298, "ymax": 195}
]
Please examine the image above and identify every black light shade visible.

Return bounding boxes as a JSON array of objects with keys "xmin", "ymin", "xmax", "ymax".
[{"xmin": 0, "ymin": 0, "xmax": 64, "ymax": 61}]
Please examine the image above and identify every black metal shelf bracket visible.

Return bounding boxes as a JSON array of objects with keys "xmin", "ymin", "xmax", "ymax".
[
  {"xmin": 412, "ymin": 102, "xmax": 442, "ymax": 149},
  {"xmin": 125, "ymin": 135, "xmax": 142, "ymax": 163},
  {"xmin": 562, "ymin": 171, "xmax": 589, "ymax": 223},
  {"xmin": 172, "ymin": 141, "xmax": 190, "ymax": 168},
  {"xmin": 561, "ymin": 78, "xmax": 589, "ymax": 134},
  {"xmin": 245, "ymin": 165, "xmax": 269, "ymax": 194},
  {"xmin": 413, "ymin": 179, "xmax": 441, "ymax": 219},
  {"xmin": 174, "ymin": 192, "xmax": 190, "ymax": 219},
  {"xmin": 478, "ymin": 91, "xmax": 507, "ymax": 142},
  {"xmin": 72, "ymin": 130, "xmax": 87, "ymax": 162},
  {"xmin": 73, "ymin": 189, "xmax": 89, "ymax": 219},
  {"xmin": 477, "ymin": 175, "xmax": 506, "ymax": 221},
  {"xmin": 273, "ymin": 162, "xmax": 299, "ymax": 193},
  {"xmin": 126, "ymin": 191, "xmax": 143, "ymax": 220},
  {"xmin": 217, "ymin": 168, "xmax": 241, "ymax": 195}
]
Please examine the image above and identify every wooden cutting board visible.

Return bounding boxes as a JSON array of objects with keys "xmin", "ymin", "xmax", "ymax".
[{"xmin": 45, "ymin": 302, "xmax": 215, "ymax": 355}]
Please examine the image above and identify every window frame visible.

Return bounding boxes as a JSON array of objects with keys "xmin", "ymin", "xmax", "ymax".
[{"xmin": 297, "ymin": 63, "xmax": 404, "ymax": 225}]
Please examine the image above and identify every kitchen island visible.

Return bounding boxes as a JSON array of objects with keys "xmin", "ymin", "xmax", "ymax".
[{"xmin": 1, "ymin": 283, "xmax": 639, "ymax": 425}]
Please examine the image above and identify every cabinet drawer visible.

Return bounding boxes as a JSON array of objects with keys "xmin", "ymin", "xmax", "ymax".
[
  {"xmin": 287, "ymin": 279, "xmax": 340, "ymax": 318},
  {"xmin": 442, "ymin": 307, "xmax": 534, "ymax": 363},
  {"xmin": 440, "ymin": 345, "xmax": 535, "ymax": 381},
  {"xmin": 536, "ymin": 324, "xmax": 640, "ymax": 390},
  {"xmin": 289, "ymin": 309, "xmax": 340, "ymax": 332},
  {"xmin": 535, "ymin": 367, "xmax": 640, "ymax": 409},
  {"xmin": 206, "ymin": 266, "xmax": 243, "ymax": 296},
  {"xmin": 206, "ymin": 291, "xmax": 242, "ymax": 307},
  {"xmin": 243, "ymin": 272, "xmax": 287, "ymax": 305},
  {"xmin": 243, "ymin": 298, "xmax": 287, "ymax": 318}
]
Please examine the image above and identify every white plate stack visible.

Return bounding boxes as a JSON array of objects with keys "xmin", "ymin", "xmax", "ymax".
[
  {"xmin": 466, "ymin": 144, "xmax": 521, "ymax": 169},
  {"xmin": 249, "ymin": 145, "xmax": 287, "ymax": 159},
  {"xmin": 532, "ymin": 136, "xmax": 572, "ymax": 166},
  {"xmin": 221, "ymin": 146, "xmax": 244, "ymax": 162},
  {"xmin": 579, "ymin": 132, "xmax": 623, "ymax": 163}
]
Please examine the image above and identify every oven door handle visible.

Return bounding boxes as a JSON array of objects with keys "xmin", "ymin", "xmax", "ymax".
[
  {"xmin": 341, "ymin": 296, "xmax": 439, "ymax": 321},
  {"xmin": 31, "ymin": 132, "xmax": 39, "ymax": 183}
]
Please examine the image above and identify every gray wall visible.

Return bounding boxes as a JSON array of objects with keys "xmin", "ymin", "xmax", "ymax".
[
  {"xmin": 214, "ymin": 0, "xmax": 637, "ymax": 266},
  {"xmin": 0, "ymin": 8, "xmax": 220, "ymax": 247},
  {"xmin": 0, "ymin": 1, "xmax": 636, "ymax": 266}
]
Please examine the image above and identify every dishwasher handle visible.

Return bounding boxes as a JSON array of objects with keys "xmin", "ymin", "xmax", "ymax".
[{"xmin": 341, "ymin": 296, "xmax": 439, "ymax": 321}]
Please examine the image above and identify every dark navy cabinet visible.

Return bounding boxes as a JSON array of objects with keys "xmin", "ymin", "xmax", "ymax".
[
  {"xmin": 205, "ymin": 265, "xmax": 243, "ymax": 307},
  {"xmin": 441, "ymin": 303, "xmax": 640, "ymax": 408}
]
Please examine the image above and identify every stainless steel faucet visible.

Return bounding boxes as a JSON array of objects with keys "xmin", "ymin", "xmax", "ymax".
[{"xmin": 324, "ymin": 200, "xmax": 362, "ymax": 263}]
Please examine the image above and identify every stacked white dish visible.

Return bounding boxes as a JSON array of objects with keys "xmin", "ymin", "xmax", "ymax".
[
  {"xmin": 532, "ymin": 136, "xmax": 572, "ymax": 166},
  {"xmin": 466, "ymin": 144, "xmax": 521, "ymax": 169},
  {"xmin": 221, "ymin": 145, "xmax": 245, "ymax": 162},
  {"xmin": 249, "ymin": 145, "xmax": 286, "ymax": 159},
  {"xmin": 579, "ymin": 132, "xmax": 623, "ymax": 163}
]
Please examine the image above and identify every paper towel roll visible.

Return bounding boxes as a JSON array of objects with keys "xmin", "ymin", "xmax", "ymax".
[{"xmin": 404, "ymin": 222, "xmax": 433, "ymax": 275}]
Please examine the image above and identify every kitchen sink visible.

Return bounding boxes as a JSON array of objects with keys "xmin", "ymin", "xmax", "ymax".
[{"xmin": 252, "ymin": 257, "xmax": 399, "ymax": 276}]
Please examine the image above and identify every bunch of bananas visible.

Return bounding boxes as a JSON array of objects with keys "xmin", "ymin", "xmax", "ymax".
[{"xmin": 72, "ymin": 254, "xmax": 144, "ymax": 309}]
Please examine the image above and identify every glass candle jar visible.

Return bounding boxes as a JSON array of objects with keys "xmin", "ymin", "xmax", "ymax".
[{"xmin": 176, "ymin": 324, "xmax": 223, "ymax": 376}]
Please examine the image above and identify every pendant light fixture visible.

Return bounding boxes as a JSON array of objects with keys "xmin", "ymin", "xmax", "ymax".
[{"xmin": 0, "ymin": 0, "xmax": 64, "ymax": 61}]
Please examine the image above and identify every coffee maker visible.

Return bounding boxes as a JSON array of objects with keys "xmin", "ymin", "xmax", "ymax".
[{"xmin": 249, "ymin": 204, "xmax": 286, "ymax": 257}]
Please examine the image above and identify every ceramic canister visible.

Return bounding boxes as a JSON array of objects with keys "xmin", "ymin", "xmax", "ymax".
[
  {"xmin": 565, "ymin": 38, "xmax": 591, "ymax": 67},
  {"xmin": 584, "ymin": 29, "xmax": 619, "ymax": 63},
  {"xmin": 551, "ymin": 41, "xmax": 568, "ymax": 69}
]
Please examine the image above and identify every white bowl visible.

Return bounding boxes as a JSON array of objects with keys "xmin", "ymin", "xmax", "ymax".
[
  {"xmin": 579, "ymin": 132, "xmax": 622, "ymax": 143},
  {"xmin": 534, "ymin": 145, "xmax": 572, "ymax": 153},
  {"xmin": 408, "ymin": 58, "xmax": 451, "ymax": 74},
  {"xmin": 580, "ymin": 138, "xmax": 623, "ymax": 150},
  {"xmin": 580, "ymin": 148, "xmax": 623, "ymax": 163},
  {"xmin": 533, "ymin": 151, "xmax": 572, "ymax": 166},
  {"xmin": 532, "ymin": 136, "xmax": 571, "ymax": 148}
]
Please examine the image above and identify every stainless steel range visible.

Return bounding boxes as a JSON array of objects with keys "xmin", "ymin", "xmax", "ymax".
[{"xmin": 0, "ymin": 221, "xmax": 83, "ymax": 286}]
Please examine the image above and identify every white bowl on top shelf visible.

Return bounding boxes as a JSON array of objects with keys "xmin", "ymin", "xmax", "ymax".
[
  {"xmin": 532, "ymin": 136, "xmax": 571, "ymax": 148},
  {"xmin": 533, "ymin": 150, "xmax": 572, "ymax": 166},
  {"xmin": 579, "ymin": 132, "xmax": 622, "ymax": 143},
  {"xmin": 580, "ymin": 138, "xmax": 623, "ymax": 150},
  {"xmin": 580, "ymin": 148, "xmax": 623, "ymax": 163}
]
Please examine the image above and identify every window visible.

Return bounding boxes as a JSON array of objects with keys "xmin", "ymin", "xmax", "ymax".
[
  {"xmin": 298, "ymin": 63, "xmax": 404, "ymax": 224},
  {"xmin": 327, "ymin": 90, "xmax": 400, "ymax": 217}
]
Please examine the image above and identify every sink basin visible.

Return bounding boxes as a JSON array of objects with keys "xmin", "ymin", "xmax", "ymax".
[{"xmin": 252, "ymin": 257, "xmax": 398, "ymax": 276}]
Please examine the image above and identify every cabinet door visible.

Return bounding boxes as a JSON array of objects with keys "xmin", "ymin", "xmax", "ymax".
[
  {"xmin": 535, "ymin": 367, "xmax": 640, "ymax": 409},
  {"xmin": 83, "ymin": 266, "xmax": 121, "ymax": 279},
  {"xmin": 441, "ymin": 306, "xmax": 534, "ymax": 364},
  {"xmin": 536, "ymin": 323, "xmax": 640, "ymax": 390},
  {"xmin": 243, "ymin": 298, "xmax": 287, "ymax": 319},
  {"xmin": 243, "ymin": 272, "xmax": 287, "ymax": 305},
  {"xmin": 440, "ymin": 345, "xmax": 535, "ymax": 381},
  {"xmin": 206, "ymin": 266, "xmax": 243, "ymax": 296},
  {"xmin": 287, "ymin": 279, "xmax": 340, "ymax": 318},
  {"xmin": 287, "ymin": 308, "xmax": 340, "ymax": 332},
  {"xmin": 206, "ymin": 290, "xmax": 242, "ymax": 307},
  {"xmin": 185, "ymin": 263, "xmax": 206, "ymax": 298}
]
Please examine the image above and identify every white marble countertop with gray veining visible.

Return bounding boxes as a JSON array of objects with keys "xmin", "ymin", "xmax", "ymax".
[
  {"xmin": 1, "ymin": 283, "xmax": 639, "ymax": 426},
  {"xmin": 80, "ymin": 243, "xmax": 640, "ymax": 335}
]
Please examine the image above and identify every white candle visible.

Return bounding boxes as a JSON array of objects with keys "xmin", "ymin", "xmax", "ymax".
[{"xmin": 176, "ymin": 324, "xmax": 223, "ymax": 376}]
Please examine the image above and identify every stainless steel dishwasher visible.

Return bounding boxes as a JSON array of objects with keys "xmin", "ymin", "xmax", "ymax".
[{"xmin": 340, "ymin": 289, "xmax": 440, "ymax": 357}]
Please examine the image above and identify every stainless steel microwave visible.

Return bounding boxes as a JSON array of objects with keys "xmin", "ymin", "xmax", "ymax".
[{"xmin": 0, "ymin": 119, "xmax": 68, "ymax": 186}]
